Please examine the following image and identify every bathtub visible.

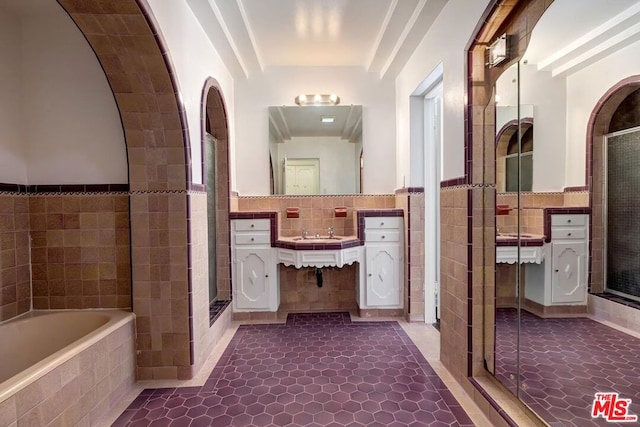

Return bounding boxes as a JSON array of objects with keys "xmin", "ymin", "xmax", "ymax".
[{"xmin": 0, "ymin": 310, "xmax": 136, "ymax": 426}]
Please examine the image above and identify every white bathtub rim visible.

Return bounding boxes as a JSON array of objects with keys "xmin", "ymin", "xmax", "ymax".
[{"xmin": 0, "ymin": 309, "xmax": 135, "ymax": 406}]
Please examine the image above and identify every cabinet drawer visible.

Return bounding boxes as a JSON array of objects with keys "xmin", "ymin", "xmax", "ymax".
[
  {"xmin": 366, "ymin": 230, "xmax": 400, "ymax": 242},
  {"xmin": 233, "ymin": 219, "xmax": 270, "ymax": 231},
  {"xmin": 551, "ymin": 227, "xmax": 586, "ymax": 240},
  {"xmin": 234, "ymin": 233, "xmax": 271, "ymax": 245},
  {"xmin": 551, "ymin": 215, "xmax": 586, "ymax": 227},
  {"xmin": 365, "ymin": 217, "xmax": 402, "ymax": 230}
]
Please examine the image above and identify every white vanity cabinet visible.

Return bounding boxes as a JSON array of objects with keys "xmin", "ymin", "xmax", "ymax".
[
  {"xmin": 549, "ymin": 214, "xmax": 589, "ymax": 305},
  {"xmin": 231, "ymin": 219, "xmax": 279, "ymax": 311},
  {"xmin": 359, "ymin": 217, "xmax": 404, "ymax": 309}
]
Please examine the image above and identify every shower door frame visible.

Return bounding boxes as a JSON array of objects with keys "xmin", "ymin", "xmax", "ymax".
[{"xmin": 603, "ymin": 125, "xmax": 640, "ymax": 303}]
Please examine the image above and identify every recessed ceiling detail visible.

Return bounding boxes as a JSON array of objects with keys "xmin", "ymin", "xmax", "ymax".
[{"xmin": 186, "ymin": 0, "xmax": 447, "ymax": 79}]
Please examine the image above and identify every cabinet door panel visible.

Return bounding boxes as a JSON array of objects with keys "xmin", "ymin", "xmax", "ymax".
[
  {"xmin": 365, "ymin": 245, "xmax": 401, "ymax": 307},
  {"xmin": 551, "ymin": 242, "xmax": 586, "ymax": 304},
  {"xmin": 235, "ymin": 248, "xmax": 271, "ymax": 309}
]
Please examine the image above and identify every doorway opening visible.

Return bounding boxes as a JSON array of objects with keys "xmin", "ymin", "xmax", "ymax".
[
  {"xmin": 604, "ymin": 125, "xmax": 640, "ymax": 302},
  {"xmin": 411, "ymin": 64, "xmax": 443, "ymax": 325},
  {"xmin": 202, "ymin": 80, "xmax": 232, "ymax": 325}
]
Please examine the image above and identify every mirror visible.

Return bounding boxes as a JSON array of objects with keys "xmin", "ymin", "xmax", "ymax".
[
  {"xmin": 489, "ymin": 0, "xmax": 640, "ymax": 425},
  {"xmin": 268, "ymin": 105, "xmax": 363, "ymax": 195}
]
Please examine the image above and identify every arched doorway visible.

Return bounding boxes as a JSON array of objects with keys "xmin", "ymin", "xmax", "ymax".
[
  {"xmin": 201, "ymin": 78, "xmax": 232, "ymax": 321},
  {"xmin": 587, "ymin": 76, "xmax": 640, "ymax": 297}
]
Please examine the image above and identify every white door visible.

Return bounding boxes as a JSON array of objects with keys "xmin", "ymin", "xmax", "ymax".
[
  {"xmin": 365, "ymin": 245, "xmax": 401, "ymax": 307},
  {"xmin": 285, "ymin": 159, "xmax": 320, "ymax": 194},
  {"xmin": 551, "ymin": 242, "xmax": 586, "ymax": 304},
  {"xmin": 235, "ymin": 248, "xmax": 271, "ymax": 309}
]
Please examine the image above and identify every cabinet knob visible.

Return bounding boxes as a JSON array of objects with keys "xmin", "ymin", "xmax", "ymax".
[
  {"xmin": 251, "ymin": 237, "xmax": 255, "ymax": 241},
  {"xmin": 251, "ymin": 224, "xmax": 255, "ymax": 228},
  {"xmin": 381, "ymin": 222, "xmax": 385, "ymax": 226},
  {"xmin": 368, "ymin": 273, "xmax": 372, "ymax": 277},
  {"xmin": 265, "ymin": 274, "xmax": 269, "ymax": 278},
  {"xmin": 555, "ymin": 269, "xmax": 559, "ymax": 273},
  {"xmin": 567, "ymin": 233, "xmax": 572, "ymax": 236},
  {"xmin": 381, "ymin": 235, "xmax": 386, "ymax": 239},
  {"xmin": 567, "ymin": 219, "xmax": 571, "ymax": 223}
]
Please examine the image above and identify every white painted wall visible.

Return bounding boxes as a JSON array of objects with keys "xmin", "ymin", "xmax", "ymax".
[
  {"xmin": 276, "ymin": 137, "xmax": 357, "ymax": 194},
  {"xmin": 396, "ymin": 0, "xmax": 491, "ymax": 184},
  {"xmin": 497, "ymin": 63, "xmax": 567, "ymax": 191},
  {"xmin": 0, "ymin": 7, "xmax": 126, "ymax": 185},
  {"xmin": 234, "ymin": 66, "xmax": 395, "ymax": 195},
  {"xmin": 566, "ymin": 38, "xmax": 640, "ymax": 187},
  {"xmin": 148, "ymin": 0, "xmax": 235, "ymax": 187},
  {"xmin": 0, "ymin": 14, "xmax": 26, "ymax": 184}
]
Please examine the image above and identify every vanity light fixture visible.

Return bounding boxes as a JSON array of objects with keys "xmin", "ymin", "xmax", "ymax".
[
  {"xmin": 487, "ymin": 34, "xmax": 509, "ymax": 67},
  {"xmin": 295, "ymin": 93, "xmax": 340, "ymax": 106},
  {"xmin": 321, "ymin": 116, "xmax": 335, "ymax": 123}
]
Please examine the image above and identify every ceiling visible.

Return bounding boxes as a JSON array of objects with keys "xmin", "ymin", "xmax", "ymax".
[
  {"xmin": 269, "ymin": 105, "xmax": 362, "ymax": 142},
  {"xmin": 186, "ymin": 0, "xmax": 448, "ymax": 79},
  {"xmin": 523, "ymin": 0, "xmax": 640, "ymax": 77}
]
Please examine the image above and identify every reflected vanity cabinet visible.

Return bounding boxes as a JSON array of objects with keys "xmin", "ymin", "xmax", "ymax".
[
  {"xmin": 231, "ymin": 219, "xmax": 279, "ymax": 311},
  {"xmin": 359, "ymin": 217, "xmax": 404, "ymax": 309},
  {"xmin": 548, "ymin": 214, "xmax": 589, "ymax": 305}
]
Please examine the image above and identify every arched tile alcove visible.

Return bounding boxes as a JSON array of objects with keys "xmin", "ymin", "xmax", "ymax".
[{"xmin": 57, "ymin": 0, "xmax": 198, "ymax": 379}]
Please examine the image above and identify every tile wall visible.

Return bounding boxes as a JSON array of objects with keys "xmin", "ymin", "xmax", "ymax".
[
  {"xmin": 278, "ymin": 264, "xmax": 358, "ymax": 312},
  {"xmin": 395, "ymin": 190, "xmax": 427, "ymax": 322},
  {"xmin": 236, "ymin": 195, "xmax": 396, "ymax": 238},
  {"xmin": 188, "ymin": 192, "xmax": 232, "ymax": 379},
  {"xmin": 0, "ymin": 190, "xmax": 132, "ymax": 322},
  {"xmin": 439, "ymin": 185, "xmax": 470, "ymax": 382},
  {"xmin": 130, "ymin": 191, "xmax": 191, "ymax": 380},
  {"xmin": 496, "ymin": 191, "xmax": 588, "ymax": 235},
  {"xmin": 0, "ymin": 194, "xmax": 31, "ymax": 321},
  {"xmin": 29, "ymin": 194, "xmax": 131, "ymax": 310}
]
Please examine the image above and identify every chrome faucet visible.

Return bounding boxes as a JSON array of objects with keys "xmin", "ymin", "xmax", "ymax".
[
  {"xmin": 302, "ymin": 228, "xmax": 308, "ymax": 239},
  {"xmin": 328, "ymin": 227, "xmax": 334, "ymax": 238}
]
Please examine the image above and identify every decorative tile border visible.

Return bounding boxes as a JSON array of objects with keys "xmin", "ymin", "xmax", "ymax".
[
  {"xmin": 394, "ymin": 187, "xmax": 425, "ymax": 194},
  {"xmin": 440, "ymin": 177, "xmax": 467, "ymax": 188},
  {"xmin": 0, "ymin": 183, "xmax": 129, "ymax": 194},
  {"xmin": 563, "ymin": 186, "xmax": 589, "ymax": 192},
  {"xmin": 236, "ymin": 194, "xmax": 396, "ymax": 199}
]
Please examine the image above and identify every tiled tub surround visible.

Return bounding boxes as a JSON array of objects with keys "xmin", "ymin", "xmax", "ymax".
[
  {"xmin": 0, "ymin": 189, "xmax": 131, "ymax": 322},
  {"xmin": 29, "ymin": 193, "xmax": 131, "ymax": 310},
  {"xmin": 113, "ymin": 312, "xmax": 475, "ymax": 427},
  {"xmin": 495, "ymin": 308, "xmax": 640, "ymax": 427},
  {"xmin": 0, "ymin": 310, "xmax": 136, "ymax": 426},
  {"xmin": 0, "ymin": 194, "xmax": 31, "ymax": 321}
]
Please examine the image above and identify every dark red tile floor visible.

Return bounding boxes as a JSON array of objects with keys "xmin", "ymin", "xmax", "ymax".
[
  {"xmin": 113, "ymin": 312, "xmax": 474, "ymax": 426},
  {"xmin": 495, "ymin": 308, "xmax": 640, "ymax": 427}
]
